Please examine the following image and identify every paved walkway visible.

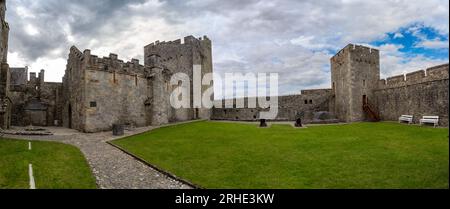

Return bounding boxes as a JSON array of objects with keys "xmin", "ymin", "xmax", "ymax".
[{"xmin": 3, "ymin": 124, "xmax": 193, "ymax": 189}]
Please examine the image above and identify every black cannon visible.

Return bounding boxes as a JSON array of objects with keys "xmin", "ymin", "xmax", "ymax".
[
  {"xmin": 295, "ymin": 118, "xmax": 303, "ymax": 127},
  {"xmin": 295, "ymin": 111, "xmax": 305, "ymax": 127},
  {"xmin": 260, "ymin": 119, "xmax": 268, "ymax": 128}
]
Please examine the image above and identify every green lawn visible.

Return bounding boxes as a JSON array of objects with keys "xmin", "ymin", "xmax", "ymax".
[
  {"xmin": 112, "ymin": 122, "xmax": 449, "ymax": 189},
  {"xmin": 0, "ymin": 139, "xmax": 97, "ymax": 189}
]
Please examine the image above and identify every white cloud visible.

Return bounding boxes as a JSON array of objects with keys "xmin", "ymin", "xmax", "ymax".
[
  {"xmin": 416, "ymin": 38, "xmax": 449, "ymax": 49},
  {"xmin": 393, "ymin": 32, "xmax": 404, "ymax": 39},
  {"xmin": 290, "ymin": 36, "xmax": 332, "ymax": 50},
  {"xmin": 24, "ymin": 24, "xmax": 39, "ymax": 36}
]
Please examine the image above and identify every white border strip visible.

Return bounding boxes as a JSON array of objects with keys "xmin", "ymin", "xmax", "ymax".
[
  {"xmin": 29, "ymin": 164, "xmax": 36, "ymax": 189},
  {"xmin": 28, "ymin": 142, "xmax": 32, "ymax": 151}
]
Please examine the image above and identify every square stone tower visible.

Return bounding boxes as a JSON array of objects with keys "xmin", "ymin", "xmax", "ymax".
[
  {"xmin": 331, "ymin": 44, "xmax": 380, "ymax": 122},
  {"xmin": 144, "ymin": 36, "xmax": 213, "ymax": 125}
]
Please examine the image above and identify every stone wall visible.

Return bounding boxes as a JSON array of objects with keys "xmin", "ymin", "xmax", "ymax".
[
  {"xmin": 374, "ymin": 64, "xmax": 449, "ymax": 126},
  {"xmin": 63, "ymin": 46, "xmax": 151, "ymax": 132},
  {"xmin": 62, "ymin": 46, "xmax": 86, "ymax": 131},
  {"xmin": 10, "ymin": 67, "xmax": 28, "ymax": 86},
  {"xmin": 212, "ymin": 89, "xmax": 333, "ymax": 122},
  {"xmin": 83, "ymin": 57, "xmax": 150, "ymax": 132},
  {"xmin": 9, "ymin": 69, "xmax": 63, "ymax": 126}
]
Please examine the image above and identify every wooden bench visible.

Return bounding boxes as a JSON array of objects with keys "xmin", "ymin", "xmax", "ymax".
[
  {"xmin": 420, "ymin": 116, "xmax": 439, "ymax": 127},
  {"xmin": 399, "ymin": 115, "xmax": 414, "ymax": 124}
]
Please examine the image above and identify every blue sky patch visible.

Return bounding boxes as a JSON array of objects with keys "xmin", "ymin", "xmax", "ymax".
[{"xmin": 371, "ymin": 24, "xmax": 449, "ymax": 60}]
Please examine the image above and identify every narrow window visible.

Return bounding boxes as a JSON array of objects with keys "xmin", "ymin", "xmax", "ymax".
[
  {"xmin": 309, "ymin": 100, "xmax": 313, "ymax": 104},
  {"xmin": 113, "ymin": 71, "xmax": 116, "ymax": 83},
  {"xmin": 135, "ymin": 75, "xmax": 138, "ymax": 86},
  {"xmin": 363, "ymin": 80, "xmax": 366, "ymax": 87},
  {"xmin": 304, "ymin": 100, "xmax": 308, "ymax": 105}
]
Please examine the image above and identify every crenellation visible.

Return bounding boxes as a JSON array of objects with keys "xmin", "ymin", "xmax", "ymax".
[
  {"xmin": 83, "ymin": 49, "xmax": 91, "ymax": 56},
  {"xmin": 426, "ymin": 64, "xmax": 449, "ymax": 80},
  {"xmin": 386, "ymin": 75, "xmax": 406, "ymax": 87},
  {"xmin": 405, "ymin": 70, "xmax": 426, "ymax": 84},
  {"xmin": 377, "ymin": 64, "xmax": 449, "ymax": 90},
  {"xmin": 70, "ymin": 46, "xmax": 83, "ymax": 58},
  {"xmin": 79, "ymin": 50, "xmax": 148, "ymax": 76},
  {"xmin": 145, "ymin": 35, "xmax": 210, "ymax": 49},
  {"xmin": 301, "ymin": 89, "xmax": 332, "ymax": 95}
]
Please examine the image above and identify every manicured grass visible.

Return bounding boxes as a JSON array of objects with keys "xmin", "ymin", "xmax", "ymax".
[
  {"xmin": 0, "ymin": 139, "xmax": 97, "ymax": 189},
  {"xmin": 112, "ymin": 122, "xmax": 449, "ymax": 189}
]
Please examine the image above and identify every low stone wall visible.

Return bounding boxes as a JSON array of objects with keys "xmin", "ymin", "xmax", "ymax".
[{"xmin": 212, "ymin": 89, "xmax": 333, "ymax": 122}]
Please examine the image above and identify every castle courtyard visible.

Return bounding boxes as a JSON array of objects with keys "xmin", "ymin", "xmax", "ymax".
[
  {"xmin": 0, "ymin": 0, "xmax": 448, "ymax": 192},
  {"xmin": 2, "ymin": 121, "xmax": 448, "ymax": 189}
]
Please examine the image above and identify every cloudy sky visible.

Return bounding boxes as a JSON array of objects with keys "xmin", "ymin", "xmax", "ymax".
[{"xmin": 6, "ymin": 0, "xmax": 449, "ymax": 96}]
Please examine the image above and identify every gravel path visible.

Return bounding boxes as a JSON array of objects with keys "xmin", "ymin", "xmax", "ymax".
[{"xmin": 3, "ymin": 124, "xmax": 193, "ymax": 189}]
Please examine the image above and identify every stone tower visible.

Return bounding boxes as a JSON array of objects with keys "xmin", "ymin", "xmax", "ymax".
[
  {"xmin": 0, "ymin": 0, "xmax": 10, "ymax": 129},
  {"xmin": 144, "ymin": 35, "xmax": 213, "ymax": 125},
  {"xmin": 0, "ymin": 0, "xmax": 8, "ymax": 63},
  {"xmin": 331, "ymin": 44, "xmax": 380, "ymax": 122}
]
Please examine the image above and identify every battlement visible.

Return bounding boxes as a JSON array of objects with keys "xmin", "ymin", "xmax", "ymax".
[
  {"xmin": 331, "ymin": 44, "xmax": 379, "ymax": 62},
  {"xmin": 144, "ymin": 35, "xmax": 211, "ymax": 49},
  {"xmin": 69, "ymin": 46, "xmax": 84, "ymax": 60},
  {"xmin": 80, "ymin": 48, "xmax": 147, "ymax": 75},
  {"xmin": 378, "ymin": 63, "xmax": 449, "ymax": 89},
  {"xmin": 301, "ymin": 89, "xmax": 333, "ymax": 95}
]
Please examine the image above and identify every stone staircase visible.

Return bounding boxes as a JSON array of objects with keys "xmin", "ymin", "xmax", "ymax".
[{"xmin": 363, "ymin": 100, "xmax": 380, "ymax": 122}]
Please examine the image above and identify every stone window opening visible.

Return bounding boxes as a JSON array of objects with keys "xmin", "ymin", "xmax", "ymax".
[
  {"xmin": 309, "ymin": 100, "xmax": 313, "ymax": 104},
  {"xmin": 113, "ymin": 71, "xmax": 117, "ymax": 83},
  {"xmin": 90, "ymin": 101, "xmax": 97, "ymax": 108},
  {"xmin": 304, "ymin": 100, "xmax": 308, "ymax": 105},
  {"xmin": 363, "ymin": 79, "xmax": 366, "ymax": 87},
  {"xmin": 135, "ymin": 75, "xmax": 138, "ymax": 86}
]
